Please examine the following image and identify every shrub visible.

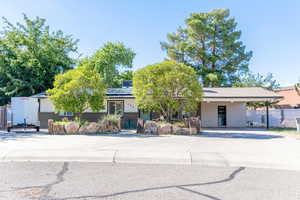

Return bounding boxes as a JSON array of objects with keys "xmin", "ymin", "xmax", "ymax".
[
  {"xmin": 47, "ymin": 65, "xmax": 106, "ymax": 120},
  {"xmin": 62, "ymin": 117, "xmax": 69, "ymax": 122},
  {"xmin": 74, "ymin": 117, "xmax": 89, "ymax": 126},
  {"xmin": 133, "ymin": 60, "xmax": 202, "ymax": 122},
  {"xmin": 53, "ymin": 121, "xmax": 69, "ymax": 126},
  {"xmin": 174, "ymin": 122, "xmax": 185, "ymax": 128},
  {"xmin": 100, "ymin": 115, "xmax": 121, "ymax": 127}
]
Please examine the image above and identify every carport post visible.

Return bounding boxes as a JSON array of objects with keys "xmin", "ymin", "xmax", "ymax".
[{"xmin": 266, "ymin": 102, "xmax": 269, "ymax": 129}]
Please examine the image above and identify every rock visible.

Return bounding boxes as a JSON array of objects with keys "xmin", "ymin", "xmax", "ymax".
[
  {"xmin": 48, "ymin": 119, "xmax": 54, "ymax": 134},
  {"xmin": 188, "ymin": 117, "xmax": 201, "ymax": 134},
  {"xmin": 103, "ymin": 124, "xmax": 120, "ymax": 133},
  {"xmin": 180, "ymin": 128, "xmax": 190, "ymax": 135},
  {"xmin": 86, "ymin": 122, "xmax": 101, "ymax": 134},
  {"xmin": 158, "ymin": 123, "xmax": 173, "ymax": 135},
  {"xmin": 65, "ymin": 122, "xmax": 80, "ymax": 134},
  {"xmin": 96, "ymin": 123, "xmax": 104, "ymax": 133},
  {"xmin": 144, "ymin": 120, "xmax": 159, "ymax": 135},
  {"xmin": 172, "ymin": 125, "xmax": 181, "ymax": 135},
  {"xmin": 112, "ymin": 127, "xmax": 120, "ymax": 133},
  {"xmin": 78, "ymin": 125, "xmax": 89, "ymax": 134},
  {"xmin": 172, "ymin": 126, "xmax": 189, "ymax": 135},
  {"xmin": 137, "ymin": 118, "xmax": 144, "ymax": 133},
  {"xmin": 52, "ymin": 124, "xmax": 65, "ymax": 134},
  {"xmin": 189, "ymin": 127, "xmax": 198, "ymax": 135}
]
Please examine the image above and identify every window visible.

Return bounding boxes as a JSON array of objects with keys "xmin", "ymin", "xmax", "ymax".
[
  {"xmin": 108, "ymin": 101, "xmax": 124, "ymax": 115},
  {"xmin": 59, "ymin": 111, "xmax": 73, "ymax": 116}
]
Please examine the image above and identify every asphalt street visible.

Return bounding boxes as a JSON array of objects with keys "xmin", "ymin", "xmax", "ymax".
[{"xmin": 0, "ymin": 162, "xmax": 299, "ymax": 200}]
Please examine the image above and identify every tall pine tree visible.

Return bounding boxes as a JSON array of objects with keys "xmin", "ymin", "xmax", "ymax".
[{"xmin": 161, "ymin": 9, "xmax": 252, "ymax": 87}]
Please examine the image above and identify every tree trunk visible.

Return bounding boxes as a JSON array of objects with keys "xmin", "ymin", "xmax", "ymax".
[
  {"xmin": 76, "ymin": 112, "xmax": 83, "ymax": 121},
  {"xmin": 196, "ymin": 102, "xmax": 202, "ymax": 118}
]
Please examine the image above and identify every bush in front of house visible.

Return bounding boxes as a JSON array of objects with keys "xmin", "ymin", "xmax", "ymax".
[
  {"xmin": 48, "ymin": 115, "xmax": 121, "ymax": 135},
  {"xmin": 47, "ymin": 64, "xmax": 106, "ymax": 121},
  {"xmin": 100, "ymin": 115, "xmax": 121, "ymax": 128},
  {"xmin": 133, "ymin": 60, "xmax": 203, "ymax": 135},
  {"xmin": 133, "ymin": 60, "xmax": 203, "ymax": 123}
]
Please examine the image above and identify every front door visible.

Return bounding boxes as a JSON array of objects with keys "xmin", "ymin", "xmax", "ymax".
[{"xmin": 218, "ymin": 106, "xmax": 227, "ymax": 127}]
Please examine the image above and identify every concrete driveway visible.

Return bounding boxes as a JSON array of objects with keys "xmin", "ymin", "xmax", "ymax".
[{"xmin": 0, "ymin": 128, "xmax": 300, "ymax": 170}]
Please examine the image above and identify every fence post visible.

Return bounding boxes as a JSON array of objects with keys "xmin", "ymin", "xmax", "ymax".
[
  {"xmin": 266, "ymin": 102, "xmax": 269, "ymax": 129},
  {"xmin": 4, "ymin": 106, "xmax": 7, "ymax": 129}
]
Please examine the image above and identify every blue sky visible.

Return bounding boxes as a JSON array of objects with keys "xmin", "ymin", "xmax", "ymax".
[{"xmin": 0, "ymin": 0, "xmax": 299, "ymax": 86}]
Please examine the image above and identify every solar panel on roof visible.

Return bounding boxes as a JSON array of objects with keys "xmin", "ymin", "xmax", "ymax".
[{"xmin": 122, "ymin": 80, "xmax": 132, "ymax": 88}]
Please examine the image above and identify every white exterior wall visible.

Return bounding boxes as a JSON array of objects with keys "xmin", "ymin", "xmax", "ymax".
[
  {"xmin": 124, "ymin": 99, "xmax": 138, "ymax": 112},
  {"xmin": 40, "ymin": 98, "xmax": 54, "ymax": 112},
  {"xmin": 246, "ymin": 109, "xmax": 300, "ymax": 128},
  {"xmin": 40, "ymin": 98, "xmax": 137, "ymax": 113},
  {"xmin": 201, "ymin": 102, "xmax": 247, "ymax": 127}
]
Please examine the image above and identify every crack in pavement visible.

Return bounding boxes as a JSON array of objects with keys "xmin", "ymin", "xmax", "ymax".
[
  {"xmin": 12, "ymin": 162, "xmax": 69, "ymax": 200},
  {"xmin": 52, "ymin": 166, "xmax": 245, "ymax": 200}
]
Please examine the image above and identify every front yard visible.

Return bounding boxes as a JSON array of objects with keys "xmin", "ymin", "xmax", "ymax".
[{"xmin": 269, "ymin": 128, "xmax": 299, "ymax": 135}]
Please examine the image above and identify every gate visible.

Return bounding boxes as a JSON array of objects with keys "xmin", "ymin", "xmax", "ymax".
[{"xmin": 123, "ymin": 119, "xmax": 137, "ymax": 129}]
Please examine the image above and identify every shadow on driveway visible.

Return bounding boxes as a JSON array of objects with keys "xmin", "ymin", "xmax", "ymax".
[
  {"xmin": 0, "ymin": 131, "xmax": 163, "ymax": 141},
  {"xmin": 0, "ymin": 131, "xmax": 48, "ymax": 142},
  {"xmin": 86, "ymin": 133, "xmax": 164, "ymax": 138},
  {"xmin": 0, "ymin": 129, "xmax": 283, "ymax": 141},
  {"xmin": 198, "ymin": 132, "xmax": 283, "ymax": 139}
]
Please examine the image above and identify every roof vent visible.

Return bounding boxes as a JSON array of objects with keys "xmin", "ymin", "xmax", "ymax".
[{"xmin": 122, "ymin": 80, "xmax": 132, "ymax": 88}]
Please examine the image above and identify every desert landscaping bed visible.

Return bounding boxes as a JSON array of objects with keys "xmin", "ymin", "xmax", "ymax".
[
  {"xmin": 48, "ymin": 115, "xmax": 121, "ymax": 135},
  {"xmin": 137, "ymin": 117, "xmax": 202, "ymax": 135}
]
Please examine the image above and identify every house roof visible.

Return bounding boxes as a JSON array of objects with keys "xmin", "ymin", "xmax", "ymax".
[
  {"xmin": 203, "ymin": 87, "xmax": 282, "ymax": 98},
  {"xmin": 31, "ymin": 88, "xmax": 134, "ymax": 99},
  {"xmin": 202, "ymin": 87, "xmax": 283, "ymax": 102},
  {"xmin": 31, "ymin": 87, "xmax": 283, "ymax": 102},
  {"xmin": 274, "ymin": 86, "xmax": 298, "ymax": 91},
  {"xmin": 106, "ymin": 88, "xmax": 132, "ymax": 96},
  {"xmin": 273, "ymin": 86, "xmax": 300, "ymax": 108},
  {"xmin": 31, "ymin": 92, "xmax": 47, "ymax": 98}
]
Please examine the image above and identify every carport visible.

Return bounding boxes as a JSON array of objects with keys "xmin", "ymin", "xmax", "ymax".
[{"xmin": 200, "ymin": 87, "xmax": 283, "ymax": 128}]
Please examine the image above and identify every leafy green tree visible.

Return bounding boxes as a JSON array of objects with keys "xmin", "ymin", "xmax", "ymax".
[
  {"xmin": 161, "ymin": 9, "xmax": 252, "ymax": 87},
  {"xmin": 233, "ymin": 72, "xmax": 280, "ymax": 109},
  {"xmin": 133, "ymin": 60, "xmax": 202, "ymax": 122},
  {"xmin": 115, "ymin": 70, "xmax": 133, "ymax": 87},
  {"xmin": 233, "ymin": 72, "xmax": 280, "ymax": 90},
  {"xmin": 82, "ymin": 42, "xmax": 135, "ymax": 88},
  {"xmin": 295, "ymin": 82, "xmax": 300, "ymax": 95},
  {"xmin": 47, "ymin": 66, "xmax": 106, "ymax": 119},
  {"xmin": 0, "ymin": 14, "xmax": 78, "ymax": 105}
]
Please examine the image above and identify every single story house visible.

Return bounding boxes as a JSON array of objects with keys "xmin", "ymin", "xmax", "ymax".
[{"xmin": 32, "ymin": 87, "xmax": 282, "ymax": 129}]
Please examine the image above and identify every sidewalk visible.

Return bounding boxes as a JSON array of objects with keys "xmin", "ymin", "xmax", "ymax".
[{"xmin": 1, "ymin": 129, "xmax": 300, "ymax": 170}]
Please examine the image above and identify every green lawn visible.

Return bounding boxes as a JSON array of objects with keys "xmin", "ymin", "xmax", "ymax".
[{"xmin": 269, "ymin": 128, "xmax": 299, "ymax": 135}]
